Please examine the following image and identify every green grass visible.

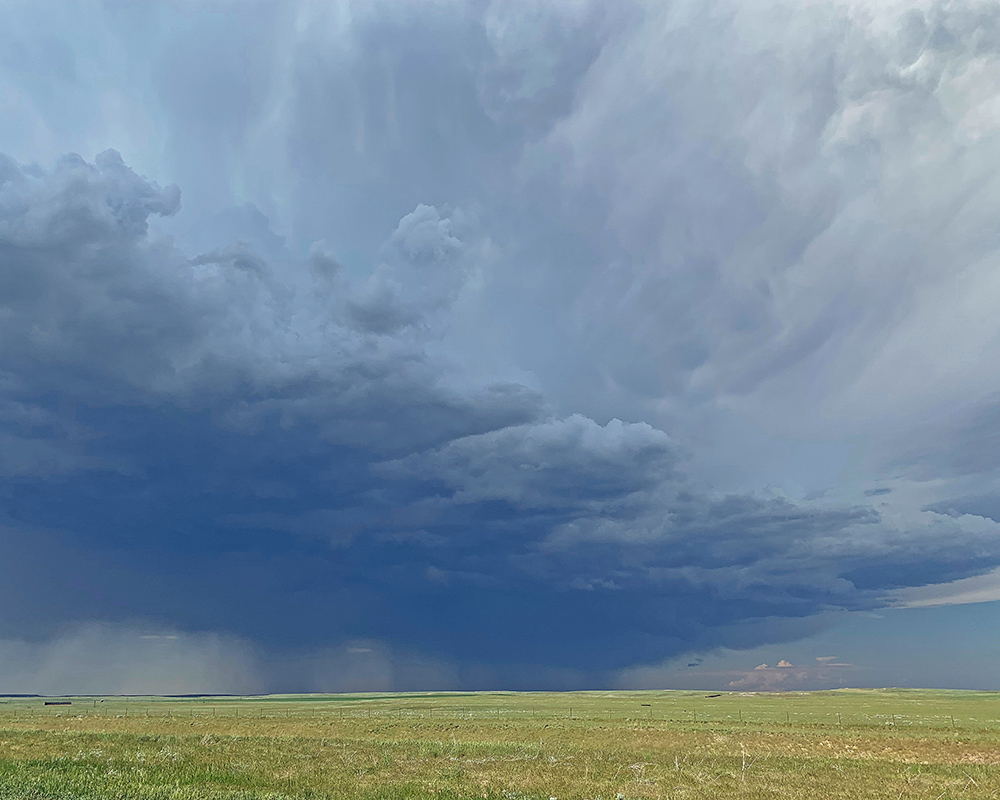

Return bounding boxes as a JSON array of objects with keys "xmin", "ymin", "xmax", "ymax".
[{"xmin": 1, "ymin": 689, "xmax": 1000, "ymax": 798}]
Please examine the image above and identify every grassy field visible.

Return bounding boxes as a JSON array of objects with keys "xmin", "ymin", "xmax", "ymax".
[{"xmin": 2, "ymin": 689, "xmax": 1000, "ymax": 799}]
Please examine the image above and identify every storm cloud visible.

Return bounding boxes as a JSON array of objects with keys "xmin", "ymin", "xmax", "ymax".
[{"xmin": 2, "ymin": 0, "xmax": 1000, "ymax": 691}]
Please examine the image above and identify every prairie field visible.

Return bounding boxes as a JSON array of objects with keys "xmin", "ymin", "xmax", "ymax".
[{"xmin": 1, "ymin": 689, "xmax": 1000, "ymax": 799}]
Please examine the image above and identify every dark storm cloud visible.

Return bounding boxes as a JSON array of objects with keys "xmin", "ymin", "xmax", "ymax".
[
  {"xmin": 4, "ymin": 0, "xmax": 1000, "ymax": 690},
  {"xmin": 3, "ymin": 147, "xmax": 998, "ymax": 688}
]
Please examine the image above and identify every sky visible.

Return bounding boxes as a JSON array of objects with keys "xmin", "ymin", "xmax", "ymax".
[{"xmin": 2, "ymin": 0, "xmax": 1000, "ymax": 694}]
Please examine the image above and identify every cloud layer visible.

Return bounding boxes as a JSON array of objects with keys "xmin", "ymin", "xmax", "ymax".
[
  {"xmin": 3, "ymin": 139, "xmax": 1000, "ymax": 690},
  {"xmin": 3, "ymin": 0, "xmax": 1000, "ymax": 690}
]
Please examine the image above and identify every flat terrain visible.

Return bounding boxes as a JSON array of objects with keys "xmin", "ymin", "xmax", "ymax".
[{"xmin": 2, "ymin": 689, "xmax": 1000, "ymax": 799}]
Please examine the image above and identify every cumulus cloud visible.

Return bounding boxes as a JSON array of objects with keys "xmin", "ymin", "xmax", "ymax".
[
  {"xmin": 726, "ymin": 660, "xmax": 854, "ymax": 691},
  {"xmin": 616, "ymin": 644, "xmax": 857, "ymax": 692},
  {"xmin": 378, "ymin": 414, "xmax": 676, "ymax": 512}
]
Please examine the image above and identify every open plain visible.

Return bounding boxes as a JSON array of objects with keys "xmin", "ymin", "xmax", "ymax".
[{"xmin": 1, "ymin": 689, "xmax": 1000, "ymax": 799}]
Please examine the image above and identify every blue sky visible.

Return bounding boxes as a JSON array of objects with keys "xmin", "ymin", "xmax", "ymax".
[{"xmin": 2, "ymin": 0, "xmax": 1000, "ymax": 694}]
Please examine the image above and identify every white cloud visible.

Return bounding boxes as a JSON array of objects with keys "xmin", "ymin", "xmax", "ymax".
[{"xmin": 894, "ymin": 566, "xmax": 1000, "ymax": 608}]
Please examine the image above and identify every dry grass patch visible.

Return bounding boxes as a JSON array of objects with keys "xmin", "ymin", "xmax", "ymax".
[{"xmin": 1, "ymin": 689, "xmax": 1000, "ymax": 798}]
